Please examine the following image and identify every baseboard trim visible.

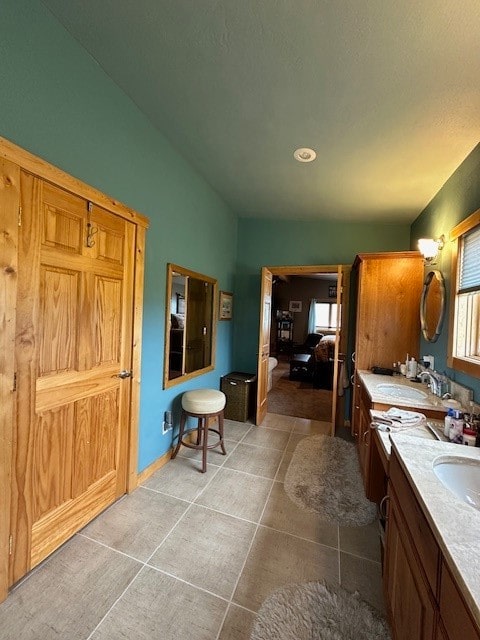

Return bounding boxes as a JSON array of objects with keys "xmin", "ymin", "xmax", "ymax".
[{"xmin": 137, "ymin": 449, "xmax": 172, "ymax": 486}]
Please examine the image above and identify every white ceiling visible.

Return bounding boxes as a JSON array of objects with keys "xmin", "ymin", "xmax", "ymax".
[{"xmin": 42, "ymin": 0, "xmax": 480, "ymax": 222}]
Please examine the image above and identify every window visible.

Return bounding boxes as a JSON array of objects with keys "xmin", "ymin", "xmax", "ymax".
[
  {"xmin": 449, "ymin": 210, "xmax": 480, "ymax": 376},
  {"xmin": 315, "ymin": 302, "xmax": 338, "ymax": 330}
]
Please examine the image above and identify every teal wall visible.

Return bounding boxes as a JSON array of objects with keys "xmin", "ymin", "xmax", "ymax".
[
  {"xmin": 411, "ymin": 144, "xmax": 480, "ymax": 402},
  {"xmin": 233, "ymin": 218, "xmax": 411, "ymax": 372},
  {"xmin": 0, "ymin": 0, "xmax": 237, "ymax": 471},
  {"xmin": 3, "ymin": 0, "xmax": 479, "ymax": 472}
]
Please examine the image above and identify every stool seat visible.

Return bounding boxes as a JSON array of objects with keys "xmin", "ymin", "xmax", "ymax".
[{"xmin": 182, "ymin": 389, "xmax": 226, "ymax": 414}]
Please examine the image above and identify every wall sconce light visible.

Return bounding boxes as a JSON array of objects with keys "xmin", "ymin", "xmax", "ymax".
[{"xmin": 418, "ymin": 235, "xmax": 445, "ymax": 264}]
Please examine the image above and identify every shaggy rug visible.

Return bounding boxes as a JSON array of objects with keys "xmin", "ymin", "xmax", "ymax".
[
  {"xmin": 284, "ymin": 434, "xmax": 377, "ymax": 526},
  {"xmin": 250, "ymin": 581, "xmax": 390, "ymax": 640}
]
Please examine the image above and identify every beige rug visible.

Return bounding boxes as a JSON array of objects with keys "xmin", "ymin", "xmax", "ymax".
[
  {"xmin": 284, "ymin": 434, "xmax": 377, "ymax": 526},
  {"xmin": 251, "ymin": 581, "xmax": 390, "ymax": 640}
]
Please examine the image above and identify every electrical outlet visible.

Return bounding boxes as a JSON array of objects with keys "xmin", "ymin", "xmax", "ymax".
[{"xmin": 162, "ymin": 421, "xmax": 172, "ymax": 435}]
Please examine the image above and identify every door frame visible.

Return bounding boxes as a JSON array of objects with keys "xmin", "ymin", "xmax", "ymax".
[
  {"xmin": 0, "ymin": 137, "xmax": 148, "ymax": 602},
  {"xmin": 256, "ymin": 264, "xmax": 350, "ymax": 434}
]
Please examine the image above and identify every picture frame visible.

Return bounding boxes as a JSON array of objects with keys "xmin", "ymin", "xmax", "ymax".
[
  {"xmin": 328, "ymin": 285, "xmax": 337, "ymax": 298},
  {"xmin": 289, "ymin": 300, "xmax": 302, "ymax": 313},
  {"xmin": 176, "ymin": 293, "xmax": 185, "ymax": 314},
  {"xmin": 219, "ymin": 291, "xmax": 233, "ymax": 320}
]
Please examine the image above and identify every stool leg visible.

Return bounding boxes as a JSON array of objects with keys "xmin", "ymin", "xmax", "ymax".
[
  {"xmin": 195, "ymin": 417, "xmax": 202, "ymax": 446},
  {"xmin": 218, "ymin": 410, "xmax": 227, "ymax": 455},
  {"xmin": 201, "ymin": 417, "xmax": 207, "ymax": 473},
  {"xmin": 171, "ymin": 410, "xmax": 187, "ymax": 460}
]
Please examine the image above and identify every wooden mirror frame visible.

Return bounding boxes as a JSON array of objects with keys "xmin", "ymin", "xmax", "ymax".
[
  {"xmin": 420, "ymin": 269, "xmax": 446, "ymax": 343},
  {"xmin": 163, "ymin": 263, "xmax": 217, "ymax": 388}
]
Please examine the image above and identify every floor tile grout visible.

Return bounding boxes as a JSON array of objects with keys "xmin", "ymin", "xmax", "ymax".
[
  {"xmin": 5, "ymin": 413, "xmax": 384, "ymax": 639},
  {"xmin": 213, "ymin": 428, "xmax": 295, "ymax": 640},
  {"xmin": 85, "ymin": 445, "xmax": 227, "ymax": 640},
  {"xmin": 85, "ymin": 563, "xmax": 145, "ymax": 640},
  {"xmin": 145, "ymin": 565, "xmax": 232, "ymax": 604}
]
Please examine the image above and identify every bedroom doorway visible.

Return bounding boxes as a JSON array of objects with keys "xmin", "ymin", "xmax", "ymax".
[{"xmin": 255, "ymin": 265, "xmax": 351, "ymax": 435}]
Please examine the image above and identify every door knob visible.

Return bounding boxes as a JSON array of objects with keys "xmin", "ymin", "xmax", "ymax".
[{"xmin": 117, "ymin": 370, "xmax": 132, "ymax": 379}]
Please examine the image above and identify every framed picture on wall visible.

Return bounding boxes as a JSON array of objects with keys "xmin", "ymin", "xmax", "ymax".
[
  {"xmin": 176, "ymin": 293, "xmax": 185, "ymax": 314},
  {"xmin": 289, "ymin": 300, "xmax": 302, "ymax": 313},
  {"xmin": 328, "ymin": 286, "xmax": 337, "ymax": 298},
  {"xmin": 219, "ymin": 291, "xmax": 233, "ymax": 320}
]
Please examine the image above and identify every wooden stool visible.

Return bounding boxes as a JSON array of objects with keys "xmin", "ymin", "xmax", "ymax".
[{"xmin": 171, "ymin": 389, "xmax": 227, "ymax": 473}]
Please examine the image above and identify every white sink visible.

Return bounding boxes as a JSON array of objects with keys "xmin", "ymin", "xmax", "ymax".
[
  {"xmin": 375, "ymin": 383, "xmax": 428, "ymax": 401},
  {"xmin": 433, "ymin": 456, "xmax": 480, "ymax": 510}
]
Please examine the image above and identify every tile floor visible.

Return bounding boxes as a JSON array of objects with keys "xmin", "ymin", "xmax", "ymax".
[{"xmin": 0, "ymin": 413, "xmax": 384, "ymax": 640}]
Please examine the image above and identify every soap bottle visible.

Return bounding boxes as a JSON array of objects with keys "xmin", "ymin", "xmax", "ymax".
[
  {"xmin": 449, "ymin": 410, "xmax": 464, "ymax": 444},
  {"xmin": 444, "ymin": 408, "xmax": 455, "ymax": 438}
]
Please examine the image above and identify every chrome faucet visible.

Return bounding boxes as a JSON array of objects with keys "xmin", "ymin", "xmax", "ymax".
[{"xmin": 418, "ymin": 370, "xmax": 441, "ymax": 396}]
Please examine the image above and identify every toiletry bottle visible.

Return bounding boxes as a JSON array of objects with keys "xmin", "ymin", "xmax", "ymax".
[
  {"xmin": 444, "ymin": 408, "xmax": 455, "ymax": 438},
  {"xmin": 473, "ymin": 416, "xmax": 480, "ymax": 447},
  {"xmin": 407, "ymin": 358, "xmax": 417, "ymax": 379},
  {"xmin": 463, "ymin": 423, "xmax": 476, "ymax": 446},
  {"xmin": 449, "ymin": 410, "xmax": 464, "ymax": 444}
]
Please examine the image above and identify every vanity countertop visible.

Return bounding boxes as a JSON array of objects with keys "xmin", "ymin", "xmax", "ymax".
[
  {"xmin": 390, "ymin": 435, "xmax": 480, "ymax": 627},
  {"xmin": 358, "ymin": 370, "xmax": 447, "ymax": 412},
  {"xmin": 371, "ymin": 413, "xmax": 445, "ymax": 458}
]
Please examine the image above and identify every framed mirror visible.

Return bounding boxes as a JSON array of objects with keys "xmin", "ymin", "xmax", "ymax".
[
  {"xmin": 420, "ymin": 270, "xmax": 446, "ymax": 343},
  {"xmin": 164, "ymin": 263, "xmax": 217, "ymax": 388}
]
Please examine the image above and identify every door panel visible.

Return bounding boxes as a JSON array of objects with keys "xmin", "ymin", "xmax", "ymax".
[
  {"xmin": 94, "ymin": 275, "xmax": 122, "ymax": 365},
  {"xmin": 39, "ymin": 266, "xmax": 80, "ymax": 374},
  {"xmin": 11, "ymin": 174, "xmax": 135, "ymax": 583},
  {"xmin": 33, "ymin": 405, "xmax": 74, "ymax": 521}
]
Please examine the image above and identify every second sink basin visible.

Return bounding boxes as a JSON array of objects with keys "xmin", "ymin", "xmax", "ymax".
[
  {"xmin": 433, "ymin": 456, "xmax": 480, "ymax": 510},
  {"xmin": 375, "ymin": 383, "xmax": 428, "ymax": 401}
]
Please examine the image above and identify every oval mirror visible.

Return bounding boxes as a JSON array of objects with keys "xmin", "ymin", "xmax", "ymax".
[
  {"xmin": 164, "ymin": 264, "xmax": 217, "ymax": 388},
  {"xmin": 420, "ymin": 270, "xmax": 445, "ymax": 343}
]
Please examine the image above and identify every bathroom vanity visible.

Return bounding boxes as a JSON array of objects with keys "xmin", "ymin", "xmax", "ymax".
[
  {"xmin": 384, "ymin": 436, "xmax": 480, "ymax": 639},
  {"xmin": 357, "ymin": 372, "xmax": 480, "ymax": 639},
  {"xmin": 355, "ymin": 371, "xmax": 446, "ymax": 501}
]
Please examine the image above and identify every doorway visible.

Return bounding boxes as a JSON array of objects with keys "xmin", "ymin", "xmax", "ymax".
[{"xmin": 255, "ymin": 265, "xmax": 351, "ymax": 435}]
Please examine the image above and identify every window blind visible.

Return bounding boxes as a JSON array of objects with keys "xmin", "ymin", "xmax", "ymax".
[{"xmin": 459, "ymin": 225, "xmax": 480, "ymax": 293}]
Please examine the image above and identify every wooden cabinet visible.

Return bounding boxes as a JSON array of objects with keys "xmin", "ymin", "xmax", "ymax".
[
  {"xmin": 350, "ymin": 252, "xmax": 424, "ymax": 435},
  {"xmin": 357, "ymin": 380, "xmax": 372, "ymax": 484},
  {"xmin": 354, "ymin": 377, "xmax": 396, "ymax": 502},
  {"xmin": 439, "ymin": 562, "xmax": 480, "ymax": 640},
  {"xmin": 384, "ymin": 450, "xmax": 480, "ymax": 640},
  {"xmin": 384, "ymin": 487, "xmax": 436, "ymax": 640}
]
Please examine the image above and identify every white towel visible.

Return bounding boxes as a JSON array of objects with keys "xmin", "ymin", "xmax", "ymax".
[{"xmin": 375, "ymin": 407, "xmax": 426, "ymax": 430}]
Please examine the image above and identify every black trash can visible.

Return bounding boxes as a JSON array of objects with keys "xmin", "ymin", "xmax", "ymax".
[{"xmin": 220, "ymin": 372, "xmax": 257, "ymax": 422}]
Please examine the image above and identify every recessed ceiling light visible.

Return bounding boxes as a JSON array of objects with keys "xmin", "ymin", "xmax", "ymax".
[{"xmin": 294, "ymin": 147, "xmax": 317, "ymax": 163}]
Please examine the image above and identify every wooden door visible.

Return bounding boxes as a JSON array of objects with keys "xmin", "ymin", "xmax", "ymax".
[
  {"xmin": 329, "ymin": 265, "xmax": 343, "ymax": 435},
  {"xmin": 185, "ymin": 278, "xmax": 213, "ymax": 373},
  {"xmin": 255, "ymin": 268, "xmax": 273, "ymax": 425},
  {"xmin": 11, "ymin": 175, "xmax": 136, "ymax": 583}
]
